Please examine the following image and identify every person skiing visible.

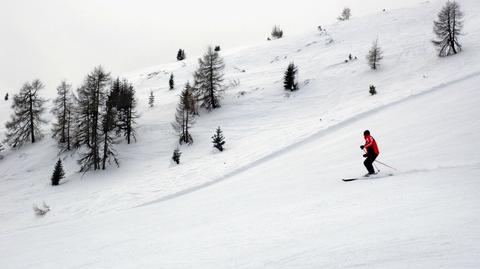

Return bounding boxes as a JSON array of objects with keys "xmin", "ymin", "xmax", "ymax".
[{"xmin": 360, "ymin": 130, "xmax": 379, "ymax": 176}]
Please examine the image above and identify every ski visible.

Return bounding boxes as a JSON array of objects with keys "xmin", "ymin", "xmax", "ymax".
[{"xmin": 342, "ymin": 173, "xmax": 394, "ymax": 182}]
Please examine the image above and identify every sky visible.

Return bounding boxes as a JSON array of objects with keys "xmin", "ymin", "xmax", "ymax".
[{"xmin": 0, "ymin": 0, "xmax": 422, "ymax": 93}]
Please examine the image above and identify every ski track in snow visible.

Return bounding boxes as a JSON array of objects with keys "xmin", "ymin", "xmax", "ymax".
[{"xmin": 135, "ymin": 71, "xmax": 480, "ymax": 208}]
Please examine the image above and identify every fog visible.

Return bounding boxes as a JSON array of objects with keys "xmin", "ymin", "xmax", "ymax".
[{"xmin": 0, "ymin": 0, "xmax": 421, "ymax": 92}]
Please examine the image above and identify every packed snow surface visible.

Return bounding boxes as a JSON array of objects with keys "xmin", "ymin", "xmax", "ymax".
[{"xmin": 1, "ymin": 0, "xmax": 480, "ymax": 268}]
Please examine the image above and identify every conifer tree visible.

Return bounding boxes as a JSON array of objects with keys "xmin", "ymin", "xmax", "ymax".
[
  {"xmin": 172, "ymin": 85, "xmax": 195, "ymax": 144},
  {"xmin": 110, "ymin": 78, "xmax": 137, "ymax": 144},
  {"xmin": 51, "ymin": 80, "xmax": 74, "ymax": 151},
  {"xmin": 4, "ymin": 93, "xmax": 8, "ymax": 101},
  {"xmin": 432, "ymin": 1, "xmax": 464, "ymax": 57},
  {"xmin": 271, "ymin": 25, "xmax": 284, "ymax": 39},
  {"xmin": 149, "ymin": 90, "xmax": 155, "ymax": 107},
  {"xmin": 214, "ymin": 46, "xmax": 221, "ymax": 52},
  {"xmin": 193, "ymin": 46, "xmax": 225, "ymax": 111},
  {"xmin": 101, "ymin": 92, "xmax": 119, "ymax": 170},
  {"xmin": 338, "ymin": 7, "xmax": 351, "ymax": 21},
  {"xmin": 176, "ymin": 49, "xmax": 186, "ymax": 61},
  {"xmin": 212, "ymin": 126, "xmax": 225, "ymax": 152},
  {"xmin": 4, "ymin": 79, "xmax": 47, "ymax": 148},
  {"xmin": 169, "ymin": 73, "xmax": 175, "ymax": 90},
  {"xmin": 172, "ymin": 147, "xmax": 181, "ymax": 164},
  {"xmin": 366, "ymin": 39, "xmax": 383, "ymax": 70},
  {"xmin": 284, "ymin": 63, "xmax": 299, "ymax": 91},
  {"xmin": 75, "ymin": 66, "xmax": 111, "ymax": 172},
  {"xmin": 51, "ymin": 159, "xmax": 65, "ymax": 186},
  {"xmin": 369, "ymin": 85, "xmax": 377, "ymax": 95}
]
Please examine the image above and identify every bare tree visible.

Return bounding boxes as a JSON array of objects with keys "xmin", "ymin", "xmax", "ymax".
[
  {"xmin": 366, "ymin": 39, "xmax": 384, "ymax": 70},
  {"xmin": 4, "ymin": 79, "xmax": 47, "ymax": 148},
  {"xmin": 172, "ymin": 84, "xmax": 195, "ymax": 144},
  {"xmin": 432, "ymin": 1, "xmax": 464, "ymax": 57},
  {"xmin": 51, "ymin": 80, "xmax": 74, "ymax": 151}
]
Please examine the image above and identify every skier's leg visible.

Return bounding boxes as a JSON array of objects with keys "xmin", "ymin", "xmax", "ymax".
[{"xmin": 364, "ymin": 157, "xmax": 375, "ymax": 174}]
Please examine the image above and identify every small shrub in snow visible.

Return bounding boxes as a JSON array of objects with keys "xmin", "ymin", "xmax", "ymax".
[
  {"xmin": 51, "ymin": 159, "xmax": 65, "ymax": 186},
  {"xmin": 432, "ymin": 1, "xmax": 464, "ymax": 57},
  {"xmin": 33, "ymin": 202, "xmax": 50, "ymax": 216},
  {"xmin": 212, "ymin": 127, "xmax": 226, "ymax": 152},
  {"xmin": 172, "ymin": 148, "xmax": 181, "ymax": 164},
  {"xmin": 369, "ymin": 85, "xmax": 377, "ymax": 95},
  {"xmin": 271, "ymin": 25, "xmax": 283, "ymax": 39},
  {"xmin": 284, "ymin": 63, "xmax": 299, "ymax": 91},
  {"xmin": 338, "ymin": 7, "xmax": 351, "ymax": 21}
]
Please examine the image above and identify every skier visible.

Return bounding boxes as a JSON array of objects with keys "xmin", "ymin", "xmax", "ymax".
[{"xmin": 360, "ymin": 130, "xmax": 379, "ymax": 176}]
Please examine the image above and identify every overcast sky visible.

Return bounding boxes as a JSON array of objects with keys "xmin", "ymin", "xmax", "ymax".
[{"xmin": 0, "ymin": 0, "xmax": 422, "ymax": 92}]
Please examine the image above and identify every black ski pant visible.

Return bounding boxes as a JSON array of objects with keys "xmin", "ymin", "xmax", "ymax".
[{"xmin": 364, "ymin": 154, "xmax": 378, "ymax": 174}]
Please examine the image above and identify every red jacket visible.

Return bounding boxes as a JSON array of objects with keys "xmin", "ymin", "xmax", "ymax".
[{"xmin": 364, "ymin": 135, "xmax": 380, "ymax": 156}]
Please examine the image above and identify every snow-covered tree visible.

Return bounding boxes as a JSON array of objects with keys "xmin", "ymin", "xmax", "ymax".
[
  {"xmin": 212, "ymin": 126, "xmax": 225, "ymax": 152},
  {"xmin": 284, "ymin": 63, "xmax": 299, "ymax": 91},
  {"xmin": 271, "ymin": 25, "xmax": 283, "ymax": 39},
  {"xmin": 366, "ymin": 39, "xmax": 383, "ymax": 70},
  {"xmin": 51, "ymin": 80, "xmax": 74, "ymax": 151},
  {"xmin": 432, "ymin": 1, "xmax": 464, "ymax": 57},
  {"xmin": 149, "ymin": 90, "xmax": 155, "ymax": 108},
  {"xmin": 51, "ymin": 159, "xmax": 65, "ymax": 186},
  {"xmin": 169, "ymin": 73, "xmax": 175, "ymax": 90},
  {"xmin": 4, "ymin": 79, "xmax": 47, "ymax": 148},
  {"xmin": 338, "ymin": 7, "xmax": 351, "ymax": 21},
  {"xmin": 172, "ymin": 85, "xmax": 195, "ymax": 145},
  {"xmin": 193, "ymin": 46, "xmax": 225, "ymax": 111}
]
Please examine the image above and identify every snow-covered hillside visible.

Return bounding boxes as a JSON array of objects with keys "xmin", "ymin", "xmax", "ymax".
[{"xmin": 1, "ymin": 0, "xmax": 480, "ymax": 268}]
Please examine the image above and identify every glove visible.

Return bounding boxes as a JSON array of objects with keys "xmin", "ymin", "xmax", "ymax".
[
  {"xmin": 363, "ymin": 154, "xmax": 368, "ymax": 157},
  {"xmin": 360, "ymin": 145, "xmax": 365, "ymax": 150}
]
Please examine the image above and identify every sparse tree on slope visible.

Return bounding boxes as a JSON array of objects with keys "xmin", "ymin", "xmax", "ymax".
[
  {"xmin": 176, "ymin": 49, "xmax": 186, "ymax": 61},
  {"xmin": 432, "ymin": 1, "xmax": 464, "ymax": 57},
  {"xmin": 4, "ymin": 79, "xmax": 47, "ymax": 148},
  {"xmin": 101, "ymin": 92, "xmax": 119, "ymax": 170},
  {"xmin": 51, "ymin": 159, "xmax": 65, "ymax": 186},
  {"xmin": 193, "ymin": 46, "xmax": 225, "ymax": 111},
  {"xmin": 172, "ymin": 147, "xmax": 181, "ymax": 164},
  {"xmin": 212, "ymin": 126, "xmax": 225, "ymax": 152},
  {"xmin": 52, "ymin": 80, "xmax": 74, "ymax": 151},
  {"xmin": 172, "ymin": 85, "xmax": 195, "ymax": 145},
  {"xmin": 110, "ymin": 78, "xmax": 137, "ymax": 144},
  {"xmin": 169, "ymin": 73, "xmax": 175, "ymax": 90},
  {"xmin": 366, "ymin": 39, "xmax": 383, "ymax": 70},
  {"xmin": 149, "ymin": 90, "xmax": 155, "ymax": 107},
  {"xmin": 4, "ymin": 93, "xmax": 8, "ymax": 101},
  {"xmin": 271, "ymin": 25, "xmax": 284, "ymax": 39},
  {"xmin": 338, "ymin": 7, "xmax": 351, "ymax": 21},
  {"xmin": 76, "ymin": 66, "xmax": 111, "ymax": 172},
  {"xmin": 284, "ymin": 63, "xmax": 299, "ymax": 91}
]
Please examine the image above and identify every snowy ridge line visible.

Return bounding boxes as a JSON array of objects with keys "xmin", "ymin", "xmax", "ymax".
[{"xmin": 133, "ymin": 71, "xmax": 480, "ymax": 209}]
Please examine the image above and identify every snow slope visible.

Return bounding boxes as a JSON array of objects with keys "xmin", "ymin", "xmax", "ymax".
[{"xmin": 1, "ymin": 0, "xmax": 480, "ymax": 268}]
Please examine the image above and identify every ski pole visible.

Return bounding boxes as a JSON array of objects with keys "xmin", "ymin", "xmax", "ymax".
[{"xmin": 374, "ymin": 160, "xmax": 398, "ymax": 171}]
